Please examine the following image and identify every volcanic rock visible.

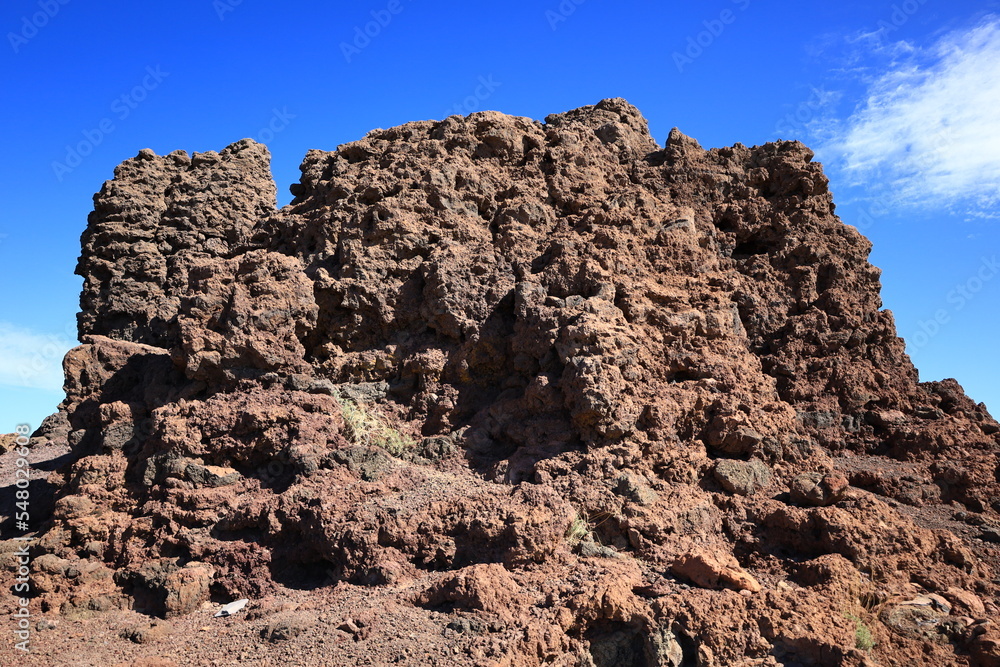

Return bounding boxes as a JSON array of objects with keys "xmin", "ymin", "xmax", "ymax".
[
  {"xmin": 2, "ymin": 98, "xmax": 998, "ymax": 666},
  {"xmin": 944, "ymin": 586, "xmax": 986, "ymax": 616},
  {"xmin": 713, "ymin": 458, "xmax": 773, "ymax": 495},
  {"xmin": 788, "ymin": 471, "xmax": 850, "ymax": 506},
  {"xmin": 671, "ymin": 550, "xmax": 762, "ymax": 592}
]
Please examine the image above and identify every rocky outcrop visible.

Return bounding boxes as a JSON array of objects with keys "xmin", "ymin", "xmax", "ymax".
[
  {"xmin": 77, "ymin": 140, "xmax": 276, "ymax": 348},
  {"xmin": 5, "ymin": 98, "xmax": 999, "ymax": 666}
]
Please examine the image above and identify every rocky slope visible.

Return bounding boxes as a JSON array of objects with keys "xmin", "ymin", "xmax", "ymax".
[{"xmin": 2, "ymin": 98, "xmax": 999, "ymax": 666}]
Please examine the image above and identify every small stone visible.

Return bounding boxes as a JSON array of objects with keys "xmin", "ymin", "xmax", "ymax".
[
  {"xmin": 901, "ymin": 594, "xmax": 951, "ymax": 614},
  {"xmin": 330, "ymin": 446, "xmax": 394, "ymax": 482},
  {"xmin": 163, "ymin": 563, "xmax": 214, "ymax": 617},
  {"xmin": 338, "ymin": 619, "xmax": 360, "ymax": 635},
  {"xmin": 671, "ymin": 550, "xmax": 761, "ymax": 592},
  {"xmin": 866, "ymin": 409, "xmax": 908, "ymax": 428},
  {"xmin": 184, "ymin": 462, "xmax": 241, "ymax": 488},
  {"xmin": 613, "ymin": 472, "xmax": 658, "ymax": 505},
  {"xmin": 788, "ymin": 472, "xmax": 849, "ymax": 506},
  {"xmin": 260, "ymin": 612, "xmax": 314, "ymax": 642},
  {"xmin": 881, "ymin": 604, "xmax": 942, "ymax": 640},
  {"xmin": 575, "ymin": 540, "xmax": 618, "ymax": 559},
  {"xmin": 120, "ymin": 622, "xmax": 170, "ymax": 644},
  {"xmin": 0, "ymin": 433, "xmax": 18, "ymax": 453},
  {"xmin": 713, "ymin": 458, "xmax": 773, "ymax": 495},
  {"xmin": 52, "ymin": 495, "xmax": 95, "ymax": 520},
  {"xmin": 978, "ymin": 526, "xmax": 1000, "ymax": 544},
  {"xmin": 131, "ymin": 559, "xmax": 214, "ymax": 618},
  {"xmin": 943, "ymin": 587, "xmax": 986, "ymax": 616}
]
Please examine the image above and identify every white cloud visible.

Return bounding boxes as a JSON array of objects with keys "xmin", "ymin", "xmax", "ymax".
[
  {"xmin": 0, "ymin": 322, "xmax": 76, "ymax": 391},
  {"xmin": 821, "ymin": 16, "xmax": 1000, "ymax": 218}
]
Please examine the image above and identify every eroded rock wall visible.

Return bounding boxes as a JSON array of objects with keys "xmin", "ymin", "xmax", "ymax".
[{"xmin": 18, "ymin": 99, "xmax": 1000, "ymax": 666}]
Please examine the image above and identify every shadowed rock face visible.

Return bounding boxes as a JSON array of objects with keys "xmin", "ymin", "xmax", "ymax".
[{"xmin": 19, "ymin": 99, "xmax": 999, "ymax": 665}]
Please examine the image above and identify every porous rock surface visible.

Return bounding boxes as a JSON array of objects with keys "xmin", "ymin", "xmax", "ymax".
[{"xmin": 3, "ymin": 99, "xmax": 999, "ymax": 666}]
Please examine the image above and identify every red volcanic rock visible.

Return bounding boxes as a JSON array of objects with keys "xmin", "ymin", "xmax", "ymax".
[
  {"xmin": 77, "ymin": 140, "xmax": 276, "ymax": 348},
  {"xmin": 788, "ymin": 471, "xmax": 849, "ymax": 506},
  {"xmin": 415, "ymin": 563, "xmax": 522, "ymax": 623},
  {"xmin": 2, "ymin": 98, "xmax": 998, "ymax": 666},
  {"xmin": 671, "ymin": 550, "xmax": 762, "ymax": 592}
]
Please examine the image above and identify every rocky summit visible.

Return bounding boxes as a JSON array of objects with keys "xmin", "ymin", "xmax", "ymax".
[{"xmin": 3, "ymin": 98, "xmax": 999, "ymax": 666}]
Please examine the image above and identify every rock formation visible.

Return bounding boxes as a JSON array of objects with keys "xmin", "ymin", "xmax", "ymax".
[{"xmin": 3, "ymin": 98, "xmax": 999, "ymax": 665}]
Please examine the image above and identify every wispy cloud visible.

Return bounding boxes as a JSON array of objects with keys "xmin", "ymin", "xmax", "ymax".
[
  {"xmin": 0, "ymin": 322, "xmax": 74, "ymax": 391},
  {"xmin": 820, "ymin": 16, "xmax": 1000, "ymax": 218}
]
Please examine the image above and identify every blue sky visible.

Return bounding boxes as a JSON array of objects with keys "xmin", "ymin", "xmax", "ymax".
[{"xmin": 1, "ymin": 0, "xmax": 998, "ymax": 432}]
